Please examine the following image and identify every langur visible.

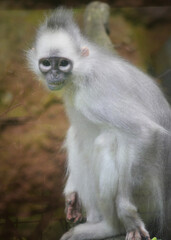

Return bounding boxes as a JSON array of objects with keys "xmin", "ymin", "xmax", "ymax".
[{"xmin": 27, "ymin": 8, "xmax": 171, "ymax": 240}]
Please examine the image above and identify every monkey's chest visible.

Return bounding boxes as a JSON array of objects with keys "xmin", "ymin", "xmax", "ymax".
[{"xmin": 73, "ymin": 128, "xmax": 117, "ymax": 200}]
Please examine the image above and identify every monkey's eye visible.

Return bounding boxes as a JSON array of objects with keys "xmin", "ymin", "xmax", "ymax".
[
  {"xmin": 60, "ymin": 60, "xmax": 69, "ymax": 67},
  {"xmin": 58, "ymin": 58, "xmax": 72, "ymax": 72},
  {"xmin": 39, "ymin": 59, "xmax": 51, "ymax": 73},
  {"xmin": 42, "ymin": 59, "xmax": 51, "ymax": 67}
]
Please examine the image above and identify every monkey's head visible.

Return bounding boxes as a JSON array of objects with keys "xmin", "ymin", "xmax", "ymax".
[{"xmin": 27, "ymin": 8, "xmax": 90, "ymax": 91}]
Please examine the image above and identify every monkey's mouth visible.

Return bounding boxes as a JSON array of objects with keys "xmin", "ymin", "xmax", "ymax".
[{"xmin": 47, "ymin": 80, "xmax": 65, "ymax": 90}]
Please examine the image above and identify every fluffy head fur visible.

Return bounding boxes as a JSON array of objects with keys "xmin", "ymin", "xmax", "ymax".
[
  {"xmin": 45, "ymin": 8, "xmax": 81, "ymax": 43},
  {"xmin": 27, "ymin": 8, "xmax": 88, "ymax": 80}
]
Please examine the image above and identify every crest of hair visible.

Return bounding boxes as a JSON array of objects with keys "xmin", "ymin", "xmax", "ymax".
[{"xmin": 38, "ymin": 7, "xmax": 82, "ymax": 47}]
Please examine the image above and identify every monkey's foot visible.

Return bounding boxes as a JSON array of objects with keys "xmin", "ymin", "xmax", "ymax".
[
  {"xmin": 65, "ymin": 192, "xmax": 83, "ymax": 224},
  {"xmin": 126, "ymin": 227, "xmax": 151, "ymax": 240}
]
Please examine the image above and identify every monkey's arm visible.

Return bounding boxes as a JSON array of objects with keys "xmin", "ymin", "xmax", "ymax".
[{"xmin": 64, "ymin": 127, "xmax": 84, "ymax": 224}]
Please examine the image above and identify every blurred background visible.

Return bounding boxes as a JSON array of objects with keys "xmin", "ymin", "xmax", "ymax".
[{"xmin": 0, "ymin": 0, "xmax": 171, "ymax": 239}]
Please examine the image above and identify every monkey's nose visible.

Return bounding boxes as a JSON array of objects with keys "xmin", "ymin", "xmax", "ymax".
[{"xmin": 51, "ymin": 70, "xmax": 58, "ymax": 77}]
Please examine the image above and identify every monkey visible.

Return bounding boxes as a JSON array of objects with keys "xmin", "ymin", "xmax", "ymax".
[{"xmin": 27, "ymin": 7, "xmax": 171, "ymax": 240}]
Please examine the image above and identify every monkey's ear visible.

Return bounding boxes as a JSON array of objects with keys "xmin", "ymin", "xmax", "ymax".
[{"xmin": 81, "ymin": 47, "xmax": 89, "ymax": 57}]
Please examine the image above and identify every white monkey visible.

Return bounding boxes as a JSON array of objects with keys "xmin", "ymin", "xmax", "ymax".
[{"xmin": 27, "ymin": 8, "xmax": 171, "ymax": 240}]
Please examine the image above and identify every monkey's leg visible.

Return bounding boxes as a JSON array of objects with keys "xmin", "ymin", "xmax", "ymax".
[
  {"xmin": 60, "ymin": 221, "xmax": 115, "ymax": 240},
  {"xmin": 115, "ymin": 136, "xmax": 153, "ymax": 240},
  {"xmin": 65, "ymin": 192, "xmax": 84, "ymax": 223},
  {"xmin": 116, "ymin": 197, "xmax": 150, "ymax": 240}
]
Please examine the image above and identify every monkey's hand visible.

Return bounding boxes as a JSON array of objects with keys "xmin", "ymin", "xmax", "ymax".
[{"xmin": 65, "ymin": 192, "xmax": 84, "ymax": 224}]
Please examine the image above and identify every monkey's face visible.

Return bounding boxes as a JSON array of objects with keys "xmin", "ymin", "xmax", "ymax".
[
  {"xmin": 27, "ymin": 29, "xmax": 89, "ymax": 90},
  {"xmin": 38, "ymin": 56, "xmax": 73, "ymax": 90},
  {"xmin": 27, "ymin": 30, "xmax": 78, "ymax": 90}
]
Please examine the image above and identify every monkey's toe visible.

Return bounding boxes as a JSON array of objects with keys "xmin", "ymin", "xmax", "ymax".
[
  {"xmin": 126, "ymin": 230, "xmax": 141, "ymax": 240},
  {"xmin": 139, "ymin": 226, "xmax": 151, "ymax": 240}
]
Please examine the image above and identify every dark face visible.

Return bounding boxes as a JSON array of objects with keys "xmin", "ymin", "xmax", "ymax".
[{"xmin": 39, "ymin": 57, "xmax": 73, "ymax": 90}]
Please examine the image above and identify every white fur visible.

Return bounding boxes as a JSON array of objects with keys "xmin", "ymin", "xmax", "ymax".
[{"xmin": 36, "ymin": 30, "xmax": 77, "ymax": 60}]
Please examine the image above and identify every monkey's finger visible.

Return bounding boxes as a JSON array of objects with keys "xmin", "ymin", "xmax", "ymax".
[
  {"xmin": 66, "ymin": 208, "xmax": 75, "ymax": 220},
  {"xmin": 73, "ymin": 212, "xmax": 83, "ymax": 223},
  {"xmin": 66, "ymin": 193, "xmax": 76, "ymax": 206}
]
